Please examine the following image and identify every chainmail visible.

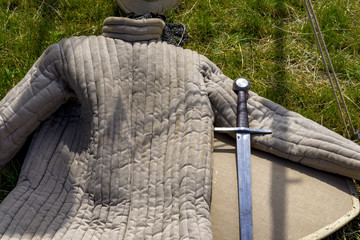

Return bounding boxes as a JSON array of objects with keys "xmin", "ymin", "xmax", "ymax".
[{"xmin": 128, "ymin": 13, "xmax": 188, "ymax": 47}]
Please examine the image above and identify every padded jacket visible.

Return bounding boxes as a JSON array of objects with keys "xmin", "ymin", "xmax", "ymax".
[{"xmin": 0, "ymin": 17, "xmax": 359, "ymax": 239}]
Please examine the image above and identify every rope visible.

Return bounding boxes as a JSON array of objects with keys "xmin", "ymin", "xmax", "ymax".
[{"xmin": 304, "ymin": 0, "xmax": 359, "ymax": 139}]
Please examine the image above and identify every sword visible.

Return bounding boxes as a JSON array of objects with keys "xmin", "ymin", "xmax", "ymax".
[{"xmin": 214, "ymin": 78, "xmax": 272, "ymax": 240}]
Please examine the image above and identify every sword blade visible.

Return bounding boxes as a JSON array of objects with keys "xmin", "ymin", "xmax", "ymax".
[{"xmin": 236, "ymin": 132, "xmax": 253, "ymax": 240}]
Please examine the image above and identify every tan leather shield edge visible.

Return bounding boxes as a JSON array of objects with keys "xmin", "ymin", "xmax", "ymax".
[{"xmin": 211, "ymin": 133, "xmax": 360, "ymax": 240}]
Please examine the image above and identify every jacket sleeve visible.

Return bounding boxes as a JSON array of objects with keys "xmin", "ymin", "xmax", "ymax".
[
  {"xmin": 201, "ymin": 55, "xmax": 360, "ymax": 180},
  {"xmin": 0, "ymin": 43, "xmax": 74, "ymax": 168}
]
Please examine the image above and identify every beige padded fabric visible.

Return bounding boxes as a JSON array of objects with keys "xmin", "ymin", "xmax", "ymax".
[
  {"xmin": 0, "ymin": 17, "xmax": 360, "ymax": 239},
  {"xmin": 102, "ymin": 17, "xmax": 165, "ymax": 42},
  {"xmin": 0, "ymin": 37, "xmax": 214, "ymax": 239},
  {"xmin": 211, "ymin": 133, "xmax": 360, "ymax": 240}
]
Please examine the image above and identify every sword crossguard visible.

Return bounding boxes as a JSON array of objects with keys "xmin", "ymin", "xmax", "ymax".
[{"xmin": 214, "ymin": 127, "xmax": 272, "ymax": 135}]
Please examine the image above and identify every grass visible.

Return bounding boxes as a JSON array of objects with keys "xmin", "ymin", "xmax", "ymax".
[{"xmin": 0, "ymin": 0, "xmax": 360, "ymax": 238}]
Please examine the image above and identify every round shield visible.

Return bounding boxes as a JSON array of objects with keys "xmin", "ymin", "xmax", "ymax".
[{"xmin": 211, "ymin": 133, "xmax": 360, "ymax": 239}]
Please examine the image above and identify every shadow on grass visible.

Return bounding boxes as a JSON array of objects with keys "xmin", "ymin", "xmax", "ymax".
[
  {"xmin": 31, "ymin": 0, "xmax": 60, "ymax": 57},
  {"xmin": 270, "ymin": 0, "xmax": 288, "ymax": 105},
  {"xmin": 270, "ymin": 0, "xmax": 288, "ymax": 239}
]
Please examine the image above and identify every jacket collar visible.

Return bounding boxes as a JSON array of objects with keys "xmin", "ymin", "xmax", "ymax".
[{"xmin": 102, "ymin": 17, "xmax": 165, "ymax": 42}]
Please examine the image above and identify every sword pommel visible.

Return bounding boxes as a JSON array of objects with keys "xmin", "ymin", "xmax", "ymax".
[
  {"xmin": 233, "ymin": 78, "xmax": 250, "ymax": 92},
  {"xmin": 234, "ymin": 78, "xmax": 250, "ymax": 128}
]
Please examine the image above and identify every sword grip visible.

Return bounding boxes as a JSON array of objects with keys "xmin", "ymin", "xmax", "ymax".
[
  {"xmin": 234, "ymin": 78, "xmax": 250, "ymax": 128},
  {"xmin": 237, "ymin": 91, "xmax": 249, "ymax": 128}
]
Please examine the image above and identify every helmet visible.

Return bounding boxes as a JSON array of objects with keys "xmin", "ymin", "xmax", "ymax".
[{"xmin": 116, "ymin": 0, "xmax": 181, "ymax": 15}]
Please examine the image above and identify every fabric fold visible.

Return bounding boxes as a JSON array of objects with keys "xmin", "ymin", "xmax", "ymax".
[{"xmin": 102, "ymin": 17, "xmax": 165, "ymax": 42}]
